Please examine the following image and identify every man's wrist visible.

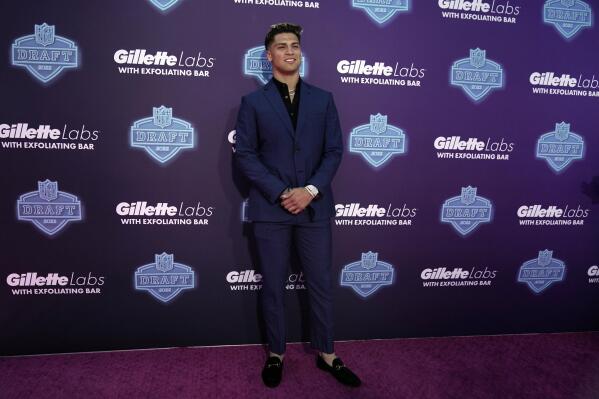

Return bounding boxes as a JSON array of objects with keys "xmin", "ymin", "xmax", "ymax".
[{"xmin": 304, "ymin": 185, "xmax": 319, "ymax": 198}]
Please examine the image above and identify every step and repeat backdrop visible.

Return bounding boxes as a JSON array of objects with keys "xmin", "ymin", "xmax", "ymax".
[{"xmin": 1, "ymin": 1, "xmax": 598, "ymax": 356}]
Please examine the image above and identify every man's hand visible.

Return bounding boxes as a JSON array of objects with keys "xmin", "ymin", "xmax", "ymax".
[{"xmin": 280, "ymin": 188, "xmax": 313, "ymax": 214}]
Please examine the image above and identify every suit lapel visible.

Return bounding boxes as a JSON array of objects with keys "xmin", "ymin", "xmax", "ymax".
[
  {"xmin": 295, "ymin": 80, "xmax": 311, "ymax": 141},
  {"xmin": 263, "ymin": 80, "xmax": 294, "ymax": 137}
]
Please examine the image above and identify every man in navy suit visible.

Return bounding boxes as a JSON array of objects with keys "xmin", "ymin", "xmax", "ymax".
[{"xmin": 234, "ymin": 23, "xmax": 361, "ymax": 388}]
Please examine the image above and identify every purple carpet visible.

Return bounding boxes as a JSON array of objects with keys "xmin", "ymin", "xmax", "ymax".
[{"xmin": 1, "ymin": 333, "xmax": 598, "ymax": 399}]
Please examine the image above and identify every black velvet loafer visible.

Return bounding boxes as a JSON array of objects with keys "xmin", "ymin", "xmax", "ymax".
[
  {"xmin": 261, "ymin": 356, "xmax": 283, "ymax": 388},
  {"xmin": 316, "ymin": 355, "xmax": 361, "ymax": 387}
]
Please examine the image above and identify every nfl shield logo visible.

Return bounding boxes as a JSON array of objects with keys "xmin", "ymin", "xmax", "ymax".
[
  {"xmin": 441, "ymin": 186, "xmax": 493, "ymax": 236},
  {"xmin": 35, "ymin": 23, "xmax": 55, "ymax": 46},
  {"xmin": 11, "ymin": 23, "xmax": 79, "ymax": 84},
  {"xmin": 555, "ymin": 122, "xmax": 570, "ymax": 141},
  {"xmin": 340, "ymin": 251, "xmax": 395, "ymax": 298},
  {"xmin": 17, "ymin": 180, "xmax": 83, "ymax": 236},
  {"xmin": 536, "ymin": 122, "xmax": 585, "ymax": 173},
  {"xmin": 134, "ymin": 253, "xmax": 195, "ymax": 303},
  {"xmin": 130, "ymin": 106, "xmax": 195, "ymax": 164},
  {"xmin": 461, "ymin": 186, "xmax": 477, "ymax": 206},
  {"xmin": 544, "ymin": 0, "xmax": 593, "ymax": 40},
  {"xmin": 538, "ymin": 250, "xmax": 553, "ymax": 266},
  {"xmin": 351, "ymin": 0, "xmax": 411, "ymax": 26},
  {"xmin": 450, "ymin": 48, "xmax": 504, "ymax": 102},
  {"xmin": 153, "ymin": 106, "xmax": 172, "ymax": 128},
  {"xmin": 369, "ymin": 114, "xmax": 388, "ymax": 134},
  {"xmin": 361, "ymin": 252, "xmax": 378, "ymax": 270},
  {"xmin": 518, "ymin": 249, "xmax": 566, "ymax": 293},
  {"xmin": 156, "ymin": 253, "xmax": 174, "ymax": 272},
  {"xmin": 349, "ymin": 114, "xmax": 407, "ymax": 168},
  {"xmin": 38, "ymin": 180, "xmax": 58, "ymax": 201},
  {"xmin": 470, "ymin": 49, "xmax": 486, "ymax": 68}
]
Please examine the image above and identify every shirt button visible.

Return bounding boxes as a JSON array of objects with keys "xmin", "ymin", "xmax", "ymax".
[
  {"xmin": 290, "ymin": 112, "xmax": 294, "ymax": 116},
  {"xmin": 285, "ymin": 96, "xmax": 288, "ymax": 99}
]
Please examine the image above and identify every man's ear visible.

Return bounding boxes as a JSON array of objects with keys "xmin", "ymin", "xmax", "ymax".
[{"xmin": 266, "ymin": 49, "xmax": 272, "ymax": 62}]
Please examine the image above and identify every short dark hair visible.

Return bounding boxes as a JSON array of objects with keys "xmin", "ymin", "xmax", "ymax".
[{"xmin": 264, "ymin": 23, "xmax": 302, "ymax": 50}]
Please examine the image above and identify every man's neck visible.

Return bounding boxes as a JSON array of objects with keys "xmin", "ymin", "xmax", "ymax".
[{"xmin": 273, "ymin": 71, "xmax": 300, "ymax": 90}]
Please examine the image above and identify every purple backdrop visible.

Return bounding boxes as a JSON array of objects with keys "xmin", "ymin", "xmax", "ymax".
[{"xmin": 1, "ymin": 0, "xmax": 597, "ymax": 356}]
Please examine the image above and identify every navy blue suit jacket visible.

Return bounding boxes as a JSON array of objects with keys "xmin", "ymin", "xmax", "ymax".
[{"xmin": 234, "ymin": 79, "xmax": 343, "ymax": 222}]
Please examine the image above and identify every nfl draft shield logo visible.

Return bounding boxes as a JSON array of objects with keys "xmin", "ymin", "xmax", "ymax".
[
  {"xmin": 441, "ymin": 186, "xmax": 493, "ymax": 236},
  {"xmin": 134, "ymin": 253, "xmax": 195, "ymax": 303},
  {"xmin": 544, "ymin": 0, "xmax": 593, "ymax": 40},
  {"xmin": 130, "ymin": 106, "xmax": 195, "ymax": 164},
  {"xmin": 349, "ymin": 114, "xmax": 407, "ymax": 168},
  {"xmin": 450, "ymin": 49, "xmax": 504, "ymax": 102},
  {"xmin": 340, "ymin": 252, "xmax": 395, "ymax": 298},
  {"xmin": 11, "ymin": 23, "xmax": 78, "ymax": 84},
  {"xmin": 536, "ymin": 122, "xmax": 585, "ymax": 173},
  {"xmin": 351, "ymin": 0, "xmax": 410, "ymax": 25},
  {"xmin": 518, "ymin": 250, "xmax": 566, "ymax": 293},
  {"xmin": 16, "ymin": 180, "xmax": 82, "ymax": 236},
  {"xmin": 147, "ymin": 0, "xmax": 182, "ymax": 11},
  {"xmin": 243, "ymin": 46, "xmax": 306, "ymax": 85}
]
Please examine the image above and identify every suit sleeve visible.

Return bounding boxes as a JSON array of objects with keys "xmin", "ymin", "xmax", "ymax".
[
  {"xmin": 234, "ymin": 95, "xmax": 288, "ymax": 204},
  {"xmin": 307, "ymin": 93, "xmax": 343, "ymax": 195}
]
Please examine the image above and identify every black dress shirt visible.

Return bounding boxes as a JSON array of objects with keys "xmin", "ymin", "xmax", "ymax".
[{"xmin": 272, "ymin": 77, "xmax": 301, "ymax": 130}]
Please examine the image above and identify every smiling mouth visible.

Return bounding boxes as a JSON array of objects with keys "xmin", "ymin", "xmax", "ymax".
[{"xmin": 285, "ymin": 58, "xmax": 296, "ymax": 63}]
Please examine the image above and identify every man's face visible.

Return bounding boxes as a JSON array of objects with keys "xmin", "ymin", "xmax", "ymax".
[{"xmin": 267, "ymin": 32, "xmax": 301, "ymax": 76}]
